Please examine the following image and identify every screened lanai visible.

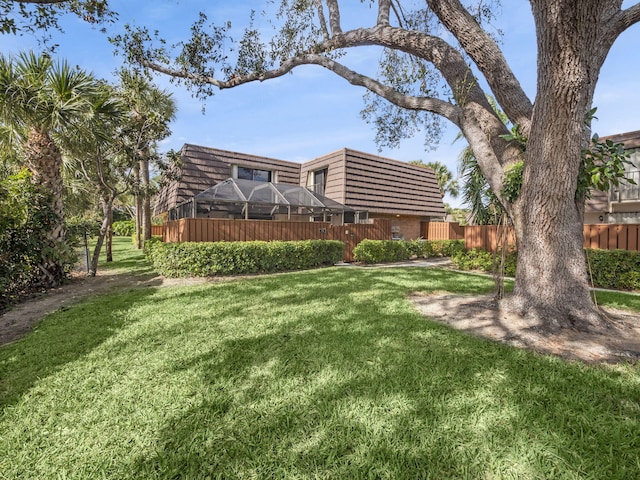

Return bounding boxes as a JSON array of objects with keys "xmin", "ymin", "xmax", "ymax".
[{"xmin": 168, "ymin": 178, "xmax": 362, "ymax": 224}]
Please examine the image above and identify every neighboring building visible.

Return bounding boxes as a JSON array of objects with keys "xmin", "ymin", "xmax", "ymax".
[
  {"xmin": 585, "ymin": 130, "xmax": 640, "ymax": 224},
  {"xmin": 155, "ymin": 144, "xmax": 445, "ymax": 240}
]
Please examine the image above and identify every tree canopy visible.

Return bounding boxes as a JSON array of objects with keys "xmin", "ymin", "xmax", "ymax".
[{"xmin": 111, "ymin": 0, "xmax": 640, "ymax": 329}]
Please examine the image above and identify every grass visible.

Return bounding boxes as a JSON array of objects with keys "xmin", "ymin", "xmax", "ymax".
[{"xmin": 1, "ymin": 237, "xmax": 640, "ymax": 479}]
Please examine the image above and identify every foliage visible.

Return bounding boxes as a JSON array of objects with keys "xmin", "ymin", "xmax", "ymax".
[
  {"xmin": 408, "ymin": 160, "xmax": 459, "ymax": 198},
  {"xmin": 451, "ymin": 246, "xmax": 640, "ymax": 291},
  {"xmin": 0, "ymin": 170, "xmax": 76, "ymax": 311},
  {"xmin": 451, "ymin": 248, "xmax": 517, "ymax": 277},
  {"xmin": 112, "ymin": 220, "xmax": 135, "ymax": 237},
  {"xmin": 500, "ymin": 160, "xmax": 524, "ymax": 204},
  {"xmin": 353, "ymin": 239, "xmax": 464, "ymax": 264},
  {"xmin": 578, "ymin": 135, "xmax": 634, "ymax": 199},
  {"xmin": 144, "ymin": 238, "xmax": 344, "ymax": 277},
  {"xmin": 0, "ymin": 0, "xmax": 115, "ymax": 43},
  {"xmin": 352, "ymin": 239, "xmax": 411, "ymax": 263},
  {"xmin": 444, "ymin": 203, "xmax": 470, "ymax": 225},
  {"xmin": 586, "ymin": 249, "xmax": 640, "ymax": 291},
  {"xmin": 458, "ymin": 145, "xmax": 503, "ymax": 225},
  {"xmin": 65, "ymin": 216, "xmax": 100, "ymax": 245}
]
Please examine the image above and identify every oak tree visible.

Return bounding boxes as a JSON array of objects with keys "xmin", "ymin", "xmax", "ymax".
[{"xmin": 115, "ymin": 0, "xmax": 640, "ymax": 330}]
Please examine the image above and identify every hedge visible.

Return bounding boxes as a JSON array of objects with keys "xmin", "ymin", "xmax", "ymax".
[
  {"xmin": 352, "ymin": 239, "xmax": 465, "ymax": 264},
  {"xmin": 450, "ymin": 248, "xmax": 517, "ymax": 277},
  {"xmin": 144, "ymin": 238, "xmax": 344, "ymax": 277},
  {"xmin": 451, "ymin": 247, "xmax": 640, "ymax": 291}
]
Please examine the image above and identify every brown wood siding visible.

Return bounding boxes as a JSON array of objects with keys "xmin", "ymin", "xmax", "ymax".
[
  {"xmin": 162, "ymin": 218, "xmax": 392, "ymax": 261},
  {"xmin": 299, "ymin": 150, "xmax": 347, "ymax": 204},
  {"xmin": 600, "ymin": 130, "xmax": 640, "ymax": 149},
  {"xmin": 342, "ymin": 149, "xmax": 445, "ymax": 217}
]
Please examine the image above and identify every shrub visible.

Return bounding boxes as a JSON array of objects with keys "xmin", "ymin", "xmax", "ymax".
[
  {"xmin": 352, "ymin": 239, "xmax": 465, "ymax": 264},
  {"xmin": 0, "ymin": 171, "xmax": 76, "ymax": 311},
  {"xmin": 450, "ymin": 248, "xmax": 517, "ymax": 277},
  {"xmin": 144, "ymin": 239, "xmax": 344, "ymax": 277},
  {"xmin": 586, "ymin": 248, "xmax": 640, "ymax": 290},
  {"xmin": 352, "ymin": 240, "xmax": 410, "ymax": 263},
  {"xmin": 112, "ymin": 220, "xmax": 135, "ymax": 236},
  {"xmin": 450, "ymin": 247, "xmax": 640, "ymax": 291}
]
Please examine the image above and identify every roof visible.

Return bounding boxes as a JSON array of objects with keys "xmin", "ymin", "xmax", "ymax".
[
  {"xmin": 154, "ymin": 144, "xmax": 301, "ymax": 215},
  {"xmin": 194, "ymin": 178, "xmax": 353, "ymax": 212}
]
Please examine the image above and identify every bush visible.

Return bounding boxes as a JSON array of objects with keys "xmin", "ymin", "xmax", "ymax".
[
  {"xmin": 450, "ymin": 247, "xmax": 640, "ymax": 291},
  {"xmin": 112, "ymin": 220, "xmax": 135, "ymax": 236},
  {"xmin": 450, "ymin": 248, "xmax": 517, "ymax": 277},
  {"xmin": 352, "ymin": 240, "xmax": 410, "ymax": 263},
  {"xmin": 352, "ymin": 239, "xmax": 465, "ymax": 264},
  {"xmin": 144, "ymin": 239, "xmax": 344, "ymax": 277},
  {"xmin": 0, "ymin": 171, "xmax": 76, "ymax": 311},
  {"xmin": 586, "ymin": 249, "xmax": 640, "ymax": 290}
]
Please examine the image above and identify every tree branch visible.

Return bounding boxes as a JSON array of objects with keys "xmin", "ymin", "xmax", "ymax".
[
  {"xmin": 426, "ymin": 0, "xmax": 533, "ymax": 132},
  {"xmin": 611, "ymin": 2, "xmax": 640, "ymax": 35},
  {"xmin": 314, "ymin": 0, "xmax": 330, "ymax": 41},
  {"xmin": 377, "ymin": 0, "xmax": 391, "ymax": 26},
  {"xmin": 326, "ymin": 0, "xmax": 341, "ymax": 35}
]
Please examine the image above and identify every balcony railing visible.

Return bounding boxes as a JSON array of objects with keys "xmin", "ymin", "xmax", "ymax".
[{"xmin": 611, "ymin": 170, "xmax": 640, "ymax": 202}]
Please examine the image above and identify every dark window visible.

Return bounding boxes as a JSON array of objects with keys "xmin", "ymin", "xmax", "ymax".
[
  {"xmin": 313, "ymin": 168, "xmax": 327, "ymax": 195},
  {"xmin": 237, "ymin": 166, "xmax": 272, "ymax": 182}
]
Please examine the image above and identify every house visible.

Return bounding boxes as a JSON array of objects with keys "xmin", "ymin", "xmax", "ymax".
[
  {"xmin": 585, "ymin": 130, "xmax": 640, "ymax": 224},
  {"xmin": 154, "ymin": 144, "xmax": 445, "ymax": 240}
]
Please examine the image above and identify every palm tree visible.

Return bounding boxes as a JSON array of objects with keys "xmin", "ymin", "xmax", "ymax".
[
  {"xmin": 409, "ymin": 159, "xmax": 459, "ymax": 198},
  {"xmin": 458, "ymin": 145, "xmax": 504, "ymax": 225},
  {"xmin": 63, "ymin": 82, "xmax": 128, "ymax": 275},
  {"xmin": 0, "ymin": 51, "xmax": 99, "ymax": 284},
  {"xmin": 117, "ymin": 70, "xmax": 176, "ymax": 248}
]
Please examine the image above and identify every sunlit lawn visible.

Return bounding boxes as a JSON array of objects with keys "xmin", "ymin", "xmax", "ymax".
[{"xmin": 1, "ymin": 238, "xmax": 639, "ymax": 479}]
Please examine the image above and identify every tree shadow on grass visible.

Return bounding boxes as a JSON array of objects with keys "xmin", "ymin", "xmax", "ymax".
[
  {"xmin": 0, "ymin": 286, "xmax": 161, "ymax": 408},
  {"xmin": 124, "ymin": 271, "xmax": 640, "ymax": 479}
]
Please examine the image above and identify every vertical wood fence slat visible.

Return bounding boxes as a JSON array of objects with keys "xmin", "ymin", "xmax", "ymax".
[{"xmin": 464, "ymin": 223, "xmax": 640, "ymax": 252}]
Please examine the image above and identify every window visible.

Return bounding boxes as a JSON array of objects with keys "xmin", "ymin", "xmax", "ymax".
[
  {"xmin": 308, "ymin": 168, "xmax": 327, "ymax": 195},
  {"xmin": 236, "ymin": 166, "xmax": 272, "ymax": 182}
]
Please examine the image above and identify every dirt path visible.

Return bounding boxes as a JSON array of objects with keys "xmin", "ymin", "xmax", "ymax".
[{"xmin": 0, "ymin": 270, "xmax": 215, "ymax": 347}]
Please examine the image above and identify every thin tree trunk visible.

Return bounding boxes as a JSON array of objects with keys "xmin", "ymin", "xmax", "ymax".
[
  {"xmin": 90, "ymin": 195, "xmax": 114, "ymax": 276},
  {"xmin": 134, "ymin": 164, "xmax": 143, "ymax": 249},
  {"xmin": 106, "ymin": 205, "xmax": 113, "ymax": 262},
  {"xmin": 141, "ymin": 156, "xmax": 152, "ymax": 243}
]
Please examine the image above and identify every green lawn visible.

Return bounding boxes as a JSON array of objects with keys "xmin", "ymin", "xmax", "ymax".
[{"xmin": 1, "ymin": 238, "xmax": 640, "ymax": 479}]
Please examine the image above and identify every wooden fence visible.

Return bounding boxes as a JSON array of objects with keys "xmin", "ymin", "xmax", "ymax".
[
  {"xmin": 421, "ymin": 221, "xmax": 465, "ymax": 241},
  {"xmin": 460, "ymin": 223, "xmax": 640, "ymax": 252},
  {"xmin": 162, "ymin": 218, "xmax": 391, "ymax": 262},
  {"xmin": 151, "ymin": 225, "xmax": 163, "ymax": 236}
]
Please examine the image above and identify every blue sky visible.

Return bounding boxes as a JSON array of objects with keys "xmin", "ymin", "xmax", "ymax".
[{"xmin": 4, "ymin": 1, "xmax": 640, "ymax": 208}]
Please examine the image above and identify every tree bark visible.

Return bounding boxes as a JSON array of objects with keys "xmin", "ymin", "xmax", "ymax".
[
  {"xmin": 90, "ymin": 194, "xmax": 115, "ymax": 276},
  {"xmin": 106, "ymin": 204, "xmax": 113, "ymax": 262},
  {"xmin": 141, "ymin": 156, "xmax": 152, "ymax": 242},
  {"xmin": 23, "ymin": 127, "xmax": 66, "ymax": 286},
  {"xmin": 504, "ymin": 0, "xmax": 613, "ymax": 331}
]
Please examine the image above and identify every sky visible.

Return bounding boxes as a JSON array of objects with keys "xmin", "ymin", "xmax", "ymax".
[{"xmin": 4, "ymin": 1, "xmax": 640, "ymax": 208}]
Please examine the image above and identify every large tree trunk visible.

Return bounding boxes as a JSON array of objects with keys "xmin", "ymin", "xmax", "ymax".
[
  {"xmin": 504, "ymin": 1, "xmax": 612, "ymax": 331},
  {"xmin": 24, "ymin": 128, "xmax": 64, "ymax": 238}
]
